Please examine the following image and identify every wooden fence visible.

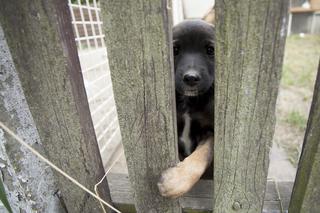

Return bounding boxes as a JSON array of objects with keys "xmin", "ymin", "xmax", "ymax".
[
  {"xmin": 0, "ymin": 0, "xmax": 112, "ymax": 212},
  {"xmin": 214, "ymin": 1, "xmax": 288, "ymax": 212},
  {"xmin": 0, "ymin": 0, "xmax": 319, "ymax": 212}
]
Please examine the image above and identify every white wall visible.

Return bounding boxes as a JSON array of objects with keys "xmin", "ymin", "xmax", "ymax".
[{"xmin": 183, "ymin": 0, "xmax": 215, "ymax": 19}]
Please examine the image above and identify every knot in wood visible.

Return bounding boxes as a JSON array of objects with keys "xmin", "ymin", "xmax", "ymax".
[{"xmin": 232, "ymin": 201, "xmax": 241, "ymax": 211}]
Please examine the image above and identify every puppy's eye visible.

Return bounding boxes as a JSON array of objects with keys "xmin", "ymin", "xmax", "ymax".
[
  {"xmin": 173, "ymin": 45, "xmax": 180, "ymax": 56},
  {"xmin": 206, "ymin": 45, "xmax": 214, "ymax": 56}
]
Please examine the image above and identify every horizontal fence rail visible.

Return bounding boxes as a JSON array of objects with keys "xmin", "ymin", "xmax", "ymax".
[{"xmin": 106, "ymin": 173, "xmax": 294, "ymax": 212}]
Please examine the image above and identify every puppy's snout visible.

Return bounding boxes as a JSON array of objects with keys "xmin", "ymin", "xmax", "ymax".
[{"xmin": 183, "ymin": 72, "xmax": 201, "ymax": 86}]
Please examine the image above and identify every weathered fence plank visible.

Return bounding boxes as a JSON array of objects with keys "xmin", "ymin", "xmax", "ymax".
[
  {"xmin": 289, "ymin": 61, "xmax": 320, "ymax": 212},
  {"xmin": 0, "ymin": 24, "xmax": 64, "ymax": 213},
  {"xmin": 0, "ymin": 1, "xmax": 113, "ymax": 212},
  {"xmin": 214, "ymin": 1, "xmax": 289, "ymax": 212},
  {"xmin": 101, "ymin": 0, "xmax": 180, "ymax": 212}
]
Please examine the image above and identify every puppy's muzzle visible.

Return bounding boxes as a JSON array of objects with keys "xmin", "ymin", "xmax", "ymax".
[{"xmin": 183, "ymin": 70, "xmax": 201, "ymax": 87}]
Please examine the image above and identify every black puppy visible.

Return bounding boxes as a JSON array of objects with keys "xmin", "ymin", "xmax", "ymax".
[{"xmin": 158, "ymin": 20, "xmax": 214, "ymax": 198}]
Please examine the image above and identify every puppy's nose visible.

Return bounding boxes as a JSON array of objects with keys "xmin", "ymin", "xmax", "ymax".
[{"xmin": 183, "ymin": 73, "xmax": 200, "ymax": 86}]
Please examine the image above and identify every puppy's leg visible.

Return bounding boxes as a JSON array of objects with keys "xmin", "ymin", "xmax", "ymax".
[{"xmin": 158, "ymin": 136, "xmax": 213, "ymax": 198}]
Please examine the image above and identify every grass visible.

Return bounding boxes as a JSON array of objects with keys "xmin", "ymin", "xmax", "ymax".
[
  {"xmin": 284, "ymin": 110, "xmax": 307, "ymax": 130},
  {"xmin": 281, "ymin": 35, "xmax": 320, "ymax": 91},
  {"xmin": 276, "ymin": 109, "xmax": 306, "ymax": 166},
  {"xmin": 277, "ymin": 34, "xmax": 320, "ymax": 167},
  {"xmin": 279, "ymin": 141, "xmax": 301, "ymax": 166}
]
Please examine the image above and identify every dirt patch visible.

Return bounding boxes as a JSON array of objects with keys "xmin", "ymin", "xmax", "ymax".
[{"xmin": 274, "ymin": 86, "xmax": 312, "ymax": 165}]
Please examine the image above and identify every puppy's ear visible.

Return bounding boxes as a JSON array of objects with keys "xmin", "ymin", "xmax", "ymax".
[{"xmin": 202, "ymin": 6, "xmax": 215, "ymax": 25}]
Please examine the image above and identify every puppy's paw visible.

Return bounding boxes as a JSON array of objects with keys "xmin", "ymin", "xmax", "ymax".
[{"xmin": 157, "ymin": 162, "xmax": 198, "ymax": 198}]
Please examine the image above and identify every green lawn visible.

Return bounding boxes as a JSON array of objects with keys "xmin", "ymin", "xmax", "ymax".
[
  {"xmin": 282, "ymin": 35, "xmax": 320, "ymax": 91},
  {"xmin": 277, "ymin": 34, "xmax": 320, "ymax": 166}
]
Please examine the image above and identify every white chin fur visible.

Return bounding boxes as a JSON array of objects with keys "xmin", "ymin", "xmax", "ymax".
[{"xmin": 184, "ymin": 90, "xmax": 198, "ymax": 97}]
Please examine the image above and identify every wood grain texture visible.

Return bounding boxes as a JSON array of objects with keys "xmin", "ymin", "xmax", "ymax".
[
  {"xmin": 0, "ymin": 1, "xmax": 112, "ymax": 212},
  {"xmin": 101, "ymin": 0, "xmax": 181, "ymax": 212},
  {"xmin": 289, "ymin": 61, "xmax": 320, "ymax": 213},
  {"xmin": 214, "ymin": 1, "xmax": 289, "ymax": 212},
  {"xmin": 0, "ymin": 25, "xmax": 65, "ymax": 212}
]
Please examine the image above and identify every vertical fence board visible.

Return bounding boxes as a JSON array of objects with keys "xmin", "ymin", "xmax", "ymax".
[
  {"xmin": 101, "ymin": 0, "xmax": 181, "ymax": 212},
  {"xmin": 214, "ymin": 1, "xmax": 289, "ymax": 212},
  {"xmin": 289, "ymin": 61, "xmax": 320, "ymax": 213},
  {"xmin": 0, "ymin": 1, "xmax": 113, "ymax": 212},
  {"xmin": 0, "ymin": 25, "xmax": 65, "ymax": 212}
]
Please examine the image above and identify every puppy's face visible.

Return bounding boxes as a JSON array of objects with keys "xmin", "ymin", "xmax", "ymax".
[{"xmin": 173, "ymin": 20, "xmax": 214, "ymax": 97}]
